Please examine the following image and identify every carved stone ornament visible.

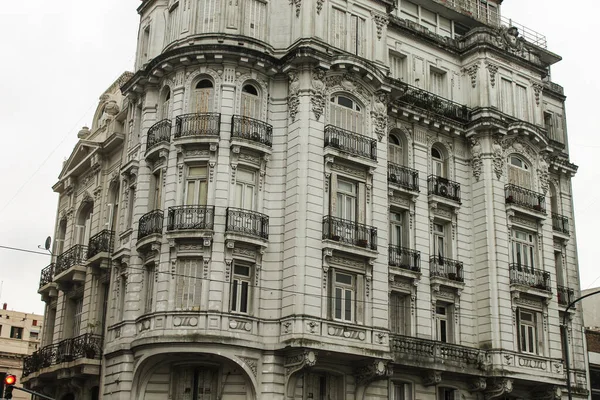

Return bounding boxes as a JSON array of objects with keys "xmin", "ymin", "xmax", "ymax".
[
  {"xmin": 371, "ymin": 92, "xmax": 388, "ymax": 141},
  {"xmin": 469, "ymin": 377, "xmax": 487, "ymax": 392},
  {"xmin": 290, "ymin": 0, "xmax": 301, "ymax": 17},
  {"xmin": 531, "ymin": 80, "xmax": 543, "ymax": 105},
  {"xmin": 316, "ymin": 0, "xmax": 324, "ymax": 14},
  {"xmin": 354, "ymin": 360, "xmax": 391, "ymax": 386},
  {"xmin": 485, "ymin": 61, "xmax": 499, "ymax": 87},
  {"xmin": 284, "ymin": 350, "xmax": 317, "ymax": 378},
  {"xmin": 238, "ymin": 356, "xmax": 258, "ymax": 377},
  {"xmin": 371, "ymin": 11, "xmax": 388, "ymax": 40},
  {"xmin": 310, "ymin": 69, "xmax": 326, "ymax": 121},
  {"xmin": 464, "ymin": 63, "xmax": 480, "ymax": 89},
  {"xmin": 531, "ymin": 387, "xmax": 562, "ymax": 400},
  {"xmin": 538, "ymin": 155, "xmax": 549, "ymax": 194},
  {"xmin": 422, "ymin": 371, "xmax": 441, "ymax": 387},
  {"xmin": 485, "ymin": 379, "xmax": 513, "ymax": 400},
  {"xmin": 470, "ymin": 138, "xmax": 483, "ymax": 181},
  {"xmin": 288, "ymin": 70, "xmax": 300, "ymax": 122},
  {"xmin": 492, "ymin": 138, "xmax": 504, "ymax": 179}
]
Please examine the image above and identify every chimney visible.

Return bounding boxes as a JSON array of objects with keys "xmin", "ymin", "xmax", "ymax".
[{"xmin": 2, "ymin": 303, "xmax": 6, "ymax": 310}]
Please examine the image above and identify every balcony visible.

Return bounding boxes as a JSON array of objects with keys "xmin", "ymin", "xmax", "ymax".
[
  {"xmin": 87, "ymin": 229, "xmax": 114, "ymax": 260},
  {"xmin": 428, "ymin": 175, "xmax": 461, "ymax": 203},
  {"xmin": 54, "ymin": 245, "xmax": 88, "ymax": 283},
  {"xmin": 557, "ymin": 285, "xmax": 574, "ymax": 306},
  {"xmin": 389, "ymin": 245, "xmax": 421, "ymax": 272},
  {"xmin": 388, "ymin": 163, "xmax": 419, "ymax": 192},
  {"xmin": 38, "ymin": 263, "xmax": 55, "ymax": 290},
  {"xmin": 551, "ymin": 212, "xmax": 569, "ymax": 235},
  {"xmin": 430, "ymin": 255, "xmax": 464, "ymax": 282},
  {"xmin": 231, "ymin": 115, "xmax": 272, "ymax": 148},
  {"xmin": 22, "ymin": 333, "xmax": 103, "ymax": 377},
  {"xmin": 322, "ymin": 216, "xmax": 377, "ymax": 251},
  {"xmin": 324, "ymin": 125, "xmax": 377, "ymax": 162},
  {"xmin": 509, "ymin": 264, "xmax": 551, "ymax": 291},
  {"xmin": 138, "ymin": 209, "xmax": 164, "ymax": 240},
  {"xmin": 505, "ymin": 184, "xmax": 546, "ymax": 214},
  {"xmin": 226, "ymin": 207, "xmax": 269, "ymax": 240},
  {"xmin": 391, "ymin": 81, "xmax": 470, "ymax": 124},
  {"xmin": 175, "ymin": 113, "xmax": 220, "ymax": 138},
  {"xmin": 167, "ymin": 205, "xmax": 215, "ymax": 231},
  {"xmin": 146, "ymin": 119, "xmax": 172, "ymax": 151}
]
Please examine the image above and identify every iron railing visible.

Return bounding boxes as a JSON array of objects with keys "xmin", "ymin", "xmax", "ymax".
[
  {"xmin": 138, "ymin": 209, "xmax": 164, "ymax": 240},
  {"xmin": 557, "ymin": 285, "xmax": 575, "ymax": 306},
  {"xmin": 322, "ymin": 216, "xmax": 377, "ymax": 250},
  {"xmin": 324, "ymin": 125, "xmax": 377, "ymax": 161},
  {"xmin": 388, "ymin": 163, "xmax": 419, "ymax": 191},
  {"xmin": 430, "ymin": 255, "xmax": 464, "ymax": 282},
  {"xmin": 146, "ymin": 119, "xmax": 172, "ymax": 151},
  {"xmin": 39, "ymin": 263, "xmax": 55, "ymax": 289},
  {"xmin": 231, "ymin": 115, "xmax": 272, "ymax": 147},
  {"xmin": 168, "ymin": 206, "xmax": 215, "ymax": 230},
  {"xmin": 428, "ymin": 175, "xmax": 461, "ymax": 202},
  {"xmin": 509, "ymin": 263, "xmax": 551, "ymax": 291},
  {"xmin": 388, "ymin": 245, "xmax": 421, "ymax": 272},
  {"xmin": 175, "ymin": 113, "xmax": 221, "ymax": 138},
  {"xmin": 87, "ymin": 229, "xmax": 114, "ymax": 259},
  {"xmin": 23, "ymin": 333, "xmax": 103, "ymax": 377},
  {"xmin": 55, "ymin": 245, "xmax": 88, "ymax": 275},
  {"xmin": 551, "ymin": 212, "xmax": 569, "ymax": 234},
  {"xmin": 505, "ymin": 184, "xmax": 546, "ymax": 213},
  {"xmin": 392, "ymin": 80, "xmax": 470, "ymax": 123},
  {"xmin": 226, "ymin": 207, "xmax": 269, "ymax": 239}
]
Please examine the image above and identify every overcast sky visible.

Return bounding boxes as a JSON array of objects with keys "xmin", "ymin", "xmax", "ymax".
[{"xmin": 0, "ymin": 1, "xmax": 598, "ymax": 322}]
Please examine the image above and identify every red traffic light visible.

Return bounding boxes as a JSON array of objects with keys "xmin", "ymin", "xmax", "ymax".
[{"xmin": 4, "ymin": 374, "xmax": 16, "ymax": 385}]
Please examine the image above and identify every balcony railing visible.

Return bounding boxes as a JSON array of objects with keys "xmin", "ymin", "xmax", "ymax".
[
  {"xmin": 39, "ymin": 263, "xmax": 55, "ymax": 289},
  {"xmin": 509, "ymin": 263, "xmax": 551, "ymax": 291},
  {"xmin": 389, "ymin": 245, "xmax": 421, "ymax": 272},
  {"xmin": 324, "ymin": 125, "xmax": 377, "ymax": 161},
  {"xmin": 392, "ymin": 80, "xmax": 470, "ymax": 124},
  {"xmin": 22, "ymin": 333, "xmax": 103, "ymax": 377},
  {"xmin": 55, "ymin": 245, "xmax": 88, "ymax": 276},
  {"xmin": 551, "ymin": 212, "xmax": 569, "ymax": 234},
  {"xmin": 226, "ymin": 207, "xmax": 269, "ymax": 239},
  {"xmin": 430, "ymin": 256, "xmax": 464, "ymax": 282},
  {"xmin": 146, "ymin": 119, "xmax": 172, "ymax": 151},
  {"xmin": 505, "ymin": 184, "xmax": 546, "ymax": 214},
  {"xmin": 428, "ymin": 175, "xmax": 461, "ymax": 202},
  {"xmin": 557, "ymin": 285, "xmax": 575, "ymax": 306},
  {"xmin": 87, "ymin": 229, "xmax": 114, "ymax": 259},
  {"xmin": 388, "ymin": 163, "xmax": 419, "ymax": 191},
  {"xmin": 138, "ymin": 209, "xmax": 164, "ymax": 240},
  {"xmin": 322, "ymin": 216, "xmax": 377, "ymax": 250},
  {"xmin": 168, "ymin": 206, "xmax": 215, "ymax": 230},
  {"xmin": 231, "ymin": 115, "xmax": 272, "ymax": 147},
  {"xmin": 175, "ymin": 113, "xmax": 221, "ymax": 138}
]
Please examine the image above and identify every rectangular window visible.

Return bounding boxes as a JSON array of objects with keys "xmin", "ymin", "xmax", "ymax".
[
  {"xmin": 544, "ymin": 112, "xmax": 554, "ymax": 139},
  {"xmin": 331, "ymin": 8, "xmax": 347, "ymax": 50},
  {"xmin": 231, "ymin": 264, "xmax": 251, "ymax": 314},
  {"xmin": 333, "ymin": 272, "xmax": 355, "ymax": 322},
  {"xmin": 438, "ymin": 387, "xmax": 457, "ymax": 400},
  {"xmin": 246, "ymin": 0, "xmax": 267, "ymax": 41},
  {"xmin": 515, "ymin": 84, "xmax": 528, "ymax": 120},
  {"xmin": 518, "ymin": 310, "xmax": 537, "ymax": 354},
  {"xmin": 555, "ymin": 251, "xmax": 564, "ymax": 287},
  {"xmin": 150, "ymin": 170, "xmax": 162, "ymax": 210},
  {"xmin": 118, "ymin": 275, "xmax": 127, "ymax": 320},
  {"xmin": 176, "ymin": 258, "xmax": 202, "ymax": 310},
  {"xmin": 32, "ymin": 319, "xmax": 38, "ymax": 326},
  {"xmin": 435, "ymin": 302, "xmax": 453, "ymax": 343},
  {"xmin": 186, "ymin": 165, "xmax": 208, "ymax": 205},
  {"xmin": 10, "ymin": 326, "xmax": 23, "ymax": 339},
  {"xmin": 197, "ymin": 0, "xmax": 221, "ymax": 33},
  {"xmin": 389, "ymin": 211, "xmax": 404, "ymax": 248},
  {"xmin": 30, "ymin": 331, "xmax": 39, "ymax": 340},
  {"xmin": 500, "ymin": 78, "xmax": 513, "ymax": 115},
  {"xmin": 433, "ymin": 223, "xmax": 446, "ymax": 259},
  {"xmin": 390, "ymin": 292, "xmax": 410, "ymax": 335},
  {"xmin": 393, "ymin": 382, "xmax": 412, "ymax": 400},
  {"xmin": 430, "ymin": 68, "xmax": 446, "ymax": 97},
  {"xmin": 167, "ymin": 4, "xmax": 180, "ymax": 44},
  {"xmin": 512, "ymin": 230, "xmax": 536, "ymax": 269},
  {"xmin": 336, "ymin": 179, "xmax": 356, "ymax": 222},
  {"xmin": 175, "ymin": 367, "xmax": 217, "ymax": 400},
  {"xmin": 141, "ymin": 26, "xmax": 151, "ymax": 63},
  {"xmin": 145, "ymin": 265, "xmax": 155, "ymax": 313},
  {"xmin": 390, "ymin": 53, "xmax": 407, "ymax": 82},
  {"xmin": 420, "ymin": 7, "xmax": 436, "ymax": 32},
  {"xmin": 399, "ymin": 0, "xmax": 418, "ymax": 22},
  {"xmin": 235, "ymin": 169, "xmax": 256, "ymax": 210},
  {"xmin": 349, "ymin": 15, "xmax": 366, "ymax": 57},
  {"xmin": 72, "ymin": 297, "xmax": 83, "ymax": 337},
  {"xmin": 127, "ymin": 186, "xmax": 135, "ymax": 229}
]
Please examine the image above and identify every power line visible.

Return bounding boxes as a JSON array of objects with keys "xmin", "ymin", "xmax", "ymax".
[{"xmin": 0, "ymin": 245, "xmax": 50, "ymax": 256}]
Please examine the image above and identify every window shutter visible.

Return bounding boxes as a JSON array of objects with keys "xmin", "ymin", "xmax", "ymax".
[
  {"xmin": 329, "ymin": 174, "xmax": 338, "ymax": 217},
  {"xmin": 356, "ymin": 275, "xmax": 364, "ymax": 323}
]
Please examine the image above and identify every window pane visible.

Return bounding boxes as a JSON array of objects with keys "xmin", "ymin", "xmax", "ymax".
[
  {"xmin": 241, "ymin": 281, "xmax": 249, "ymax": 313},
  {"xmin": 234, "ymin": 265, "xmax": 250, "ymax": 276},
  {"xmin": 345, "ymin": 289, "xmax": 352, "ymax": 321},
  {"xmin": 335, "ymin": 287, "xmax": 342, "ymax": 319},
  {"xmin": 336, "ymin": 273, "xmax": 353, "ymax": 285},
  {"xmin": 440, "ymin": 320, "xmax": 447, "ymax": 342},
  {"xmin": 231, "ymin": 280, "xmax": 239, "ymax": 311}
]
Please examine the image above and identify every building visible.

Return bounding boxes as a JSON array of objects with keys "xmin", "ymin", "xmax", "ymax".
[
  {"xmin": 22, "ymin": 0, "xmax": 588, "ymax": 399},
  {"xmin": 587, "ymin": 329, "xmax": 600, "ymax": 400},
  {"xmin": 0, "ymin": 304, "xmax": 43, "ymax": 400}
]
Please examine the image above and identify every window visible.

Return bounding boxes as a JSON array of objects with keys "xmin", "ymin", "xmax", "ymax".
[
  {"xmin": 145, "ymin": 265, "xmax": 155, "ymax": 313},
  {"xmin": 438, "ymin": 387, "xmax": 457, "ymax": 400},
  {"xmin": 72, "ymin": 297, "xmax": 83, "ymax": 337},
  {"xmin": 476, "ymin": 0, "xmax": 498, "ymax": 24},
  {"xmin": 431, "ymin": 147, "xmax": 445, "ymax": 177},
  {"xmin": 197, "ymin": 0, "xmax": 221, "ymax": 33},
  {"xmin": 30, "ymin": 332, "xmax": 39, "ymax": 340},
  {"xmin": 330, "ymin": 95, "xmax": 363, "ymax": 134},
  {"xmin": 518, "ymin": 309, "xmax": 538, "ymax": 354},
  {"xmin": 333, "ymin": 272, "xmax": 355, "ymax": 322},
  {"xmin": 235, "ymin": 169, "xmax": 256, "ymax": 210},
  {"xmin": 176, "ymin": 258, "xmax": 202, "ymax": 310},
  {"xmin": 231, "ymin": 263, "xmax": 251, "ymax": 314},
  {"xmin": 150, "ymin": 170, "xmax": 163, "ymax": 210},
  {"xmin": 32, "ymin": 319, "xmax": 38, "ymax": 326},
  {"xmin": 433, "ymin": 223, "xmax": 447, "ymax": 259},
  {"xmin": 306, "ymin": 373, "xmax": 342, "ymax": 400},
  {"xmin": 515, "ymin": 84, "xmax": 528, "ymax": 120},
  {"xmin": 399, "ymin": 0, "xmax": 418, "ymax": 23},
  {"xmin": 10, "ymin": 326, "xmax": 23, "ymax": 339},
  {"xmin": 512, "ymin": 229, "xmax": 536, "ymax": 269},
  {"xmin": 185, "ymin": 166, "xmax": 208, "ymax": 205},
  {"xmin": 392, "ymin": 382, "xmax": 412, "ymax": 400},
  {"xmin": 430, "ymin": 68, "xmax": 446, "ymax": 97},
  {"xmin": 389, "ymin": 211, "xmax": 405, "ymax": 248},
  {"xmin": 508, "ymin": 156, "xmax": 531, "ymax": 189},
  {"xmin": 167, "ymin": 3, "xmax": 180, "ymax": 44},
  {"xmin": 141, "ymin": 26, "xmax": 151, "ymax": 63},
  {"xmin": 174, "ymin": 367, "xmax": 217, "ymax": 400},
  {"xmin": 75, "ymin": 204, "xmax": 93, "ymax": 246},
  {"xmin": 388, "ymin": 134, "xmax": 404, "ymax": 165},
  {"xmin": 331, "ymin": 8, "xmax": 347, "ymax": 49},
  {"xmin": 559, "ymin": 317, "xmax": 568, "ymax": 362},
  {"xmin": 349, "ymin": 14, "xmax": 366, "ymax": 57},
  {"xmin": 118, "ymin": 275, "xmax": 127, "ymax": 320},
  {"xmin": 245, "ymin": 0, "xmax": 267, "ymax": 41},
  {"xmin": 55, "ymin": 219, "xmax": 67, "ymax": 256},
  {"xmin": 390, "ymin": 292, "xmax": 410, "ymax": 335},
  {"xmin": 161, "ymin": 90, "xmax": 171, "ymax": 119},
  {"xmin": 241, "ymin": 84, "xmax": 261, "ymax": 119},
  {"xmin": 192, "ymin": 80, "xmax": 214, "ymax": 113},
  {"xmin": 435, "ymin": 302, "xmax": 452, "ymax": 343},
  {"xmin": 544, "ymin": 112, "xmax": 554, "ymax": 139},
  {"xmin": 127, "ymin": 186, "xmax": 136, "ymax": 229},
  {"xmin": 336, "ymin": 179, "xmax": 356, "ymax": 222},
  {"xmin": 500, "ymin": 78, "xmax": 513, "ymax": 115},
  {"xmin": 108, "ymin": 184, "xmax": 120, "ymax": 234},
  {"xmin": 390, "ymin": 53, "xmax": 407, "ymax": 82}
]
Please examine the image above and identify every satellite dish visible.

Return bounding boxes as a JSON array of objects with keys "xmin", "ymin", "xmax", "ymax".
[{"xmin": 44, "ymin": 236, "xmax": 52, "ymax": 251}]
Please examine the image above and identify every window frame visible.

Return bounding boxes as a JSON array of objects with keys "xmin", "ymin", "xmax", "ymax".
[
  {"xmin": 333, "ymin": 271, "xmax": 355, "ymax": 322},
  {"xmin": 511, "ymin": 228, "xmax": 536, "ymax": 270},
  {"xmin": 144, "ymin": 264, "xmax": 156, "ymax": 313},
  {"xmin": 431, "ymin": 147, "xmax": 445, "ymax": 178},
  {"xmin": 329, "ymin": 94, "xmax": 364, "ymax": 134},
  {"xmin": 231, "ymin": 262, "xmax": 252, "ymax": 314},
  {"xmin": 175, "ymin": 258, "xmax": 203, "ymax": 311},
  {"xmin": 390, "ymin": 291, "xmax": 411, "ymax": 335},
  {"xmin": 433, "ymin": 222, "xmax": 447, "ymax": 259},
  {"xmin": 435, "ymin": 301, "xmax": 454, "ymax": 343},
  {"xmin": 185, "ymin": 164, "xmax": 209, "ymax": 206},
  {"xmin": 388, "ymin": 133, "xmax": 405, "ymax": 166},
  {"xmin": 391, "ymin": 381, "xmax": 413, "ymax": 400},
  {"xmin": 234, "ymin": 167, "xmax": 257, "ymax": 211},
  {"xmin": 518, "ymin": 309, "xmax": 539, "ymax": 354}
]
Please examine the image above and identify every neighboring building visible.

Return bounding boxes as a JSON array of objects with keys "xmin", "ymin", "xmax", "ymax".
[
  {"xmin": 0, "ymin": 304, "xmax": 43, "ymax": 400},
  {"xmin": 588, "ymin": 329, "xmax": 600, "ymax": 400},
  {"xmin": 22, "ymin": 0, "xmax": 588, "ymax": 399},
  {"xmin": 582, "ymin": 287, "xmax": 600, "ymax": 329}
]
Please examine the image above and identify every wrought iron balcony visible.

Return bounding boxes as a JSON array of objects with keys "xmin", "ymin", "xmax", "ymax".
[
  {"xmin": 22, "ymin": 333, "xmax": 103, "ymax": 377},
  {"xmin": 55, "ymin": 245, "xmax": 88, "ymax": 276},
  {"xmin": 226, "ymin": 207, "xmax": 269, "ymax": 239},
  {"xmin": 505, "ymin": 184, "xmax": 546, "ymax": 213},
  {"xmin": 322, "ymin": 216, "xmax": 377, "ymax": 250},
  {"xmin": 389, "ymin": 245, "xmax": 421, "ymax": 272},
  {"xmin": 175, "ymin": 113, "xmax": 220, "ymax": 138},
  {"xmin": 324, "ymin": 125, "xmax": 377, "ymax": 161},
  {"xmin": 557, "ymin": 285, "xmax": 574, "ymax": 306},
  {"xmin": 146, "ymin": 119, "xmax": 172, "ymax": 151},
  {"xmin": 168, "ymin": 205, "xmax": 215, "ymax": 230},
  {"xmin": 138, "ymin": 209, "xmax": 164, "ymax": 240},
  {"xmin": 427, "ymin": 175, "xmax": 461, "ymax": 202},
  {"xmin": 392, "ymin": 80, "xmax": 470, "ymax": 124},
  {"xmin": 551, "ymin": 212, "xmax": 569, "ymax": 234},
  {"xmin": 231, "ymin": 115, "xmax": 272, "ymax": 147},
  {"xmin": 509, "ymin": 263, "xmax": 551, "ymax": 291},
  {"xmin": 87, "ymin": 230, "xmax": 114, "ymax": 259},
  {"xmin": 430, "ymin": 255, "xmax": 464, "ymax": 282},
  {"xmin": 39, "ymin": 263, "xmax": 55, "ymax": 289},
  {"xmin": 388, "ymin": 163, "xmax": 419, "ymax": 191}
]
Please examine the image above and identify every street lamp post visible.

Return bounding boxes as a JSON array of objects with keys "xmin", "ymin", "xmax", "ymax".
[{"xmin": 563, "ymin": 289, "xmax": 600, "ymax": 400}]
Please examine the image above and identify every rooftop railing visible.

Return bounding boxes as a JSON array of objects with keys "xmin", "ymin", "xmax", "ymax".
[
  {"xmin": 146, "ymin": 119, "xmax": 172, "ymax": 151},
  {"xmin": 505, "ymin": 184, "xmax": 546, "ymax": 214},
  {"xmin": 231, "ymin": 115, "xmax": 272, "ymax": 147},
  {"xmin": 324, "ymin": 125, "xmax": 377, "ymax": 161},
  {"xmin": 509, "ymin": 263, "xmax": 551, "ymax": 291},
  {"xmin": 388, "ymin": 163, "xmax": 419, "ymax": 191},
  {"xmin": 322, "ymin": 216, "xmax": 377, "ymax": 250}
]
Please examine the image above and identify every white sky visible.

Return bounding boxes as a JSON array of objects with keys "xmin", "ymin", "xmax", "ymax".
[{"xmin": 0, "ymin": 1, "xmax": 598, "ymax": 316}]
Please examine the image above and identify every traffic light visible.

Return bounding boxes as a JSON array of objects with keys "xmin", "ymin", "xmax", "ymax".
[{"xmin": 4, "ymin": 374, "xmax": 16, "ymax": 399}]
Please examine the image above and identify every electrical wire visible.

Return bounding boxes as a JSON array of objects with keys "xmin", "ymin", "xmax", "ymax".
[{"xmin": 0, "ymin": 245, "xmax": 51, "ymax": 256}]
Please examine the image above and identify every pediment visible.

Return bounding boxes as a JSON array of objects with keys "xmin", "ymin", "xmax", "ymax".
[{"xmin": 57, "ymin": 140, "xmax": 100, "ymax": 181}]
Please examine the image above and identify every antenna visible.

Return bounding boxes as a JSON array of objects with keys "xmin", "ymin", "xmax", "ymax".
[{"xmin": 38, "ymin": 236, "xmax": 53, "ymax": 255}]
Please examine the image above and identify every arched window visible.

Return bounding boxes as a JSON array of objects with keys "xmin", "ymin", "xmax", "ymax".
[
  {"xmin": 241, "ymin": 84, "xmax": 260, "ymax": 119},
  {"xmin": 76, "ymin": 203, "xmax": 93, "ymax": 246},
  {"xmin": 330, "ymin": 95, "xmax": 363, "ymax": 134},
  {"xmin": 55, "ymin": 219, "xmax": 67, "ymax": 255},
  {"xmin": 549, "ymin": 183, "xmax": 559, "ymax": 214},
  {"xmin": 161, "ymin": 89, "xmax": 171, "ymax": 119},
  {"xmin": 508, "ymin": 155, "xmax": 531, "ymax": 189},
  {"xmin": 388, "ymin": 133, "xmax": 405, "ymax": 165},
  {"xmin": 431, "ymin": 147, "xmax": 445, "ymax": 177},
  {"xmin": 192, "ymin": 79, "xmax": 214, "ymax": 113}
]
